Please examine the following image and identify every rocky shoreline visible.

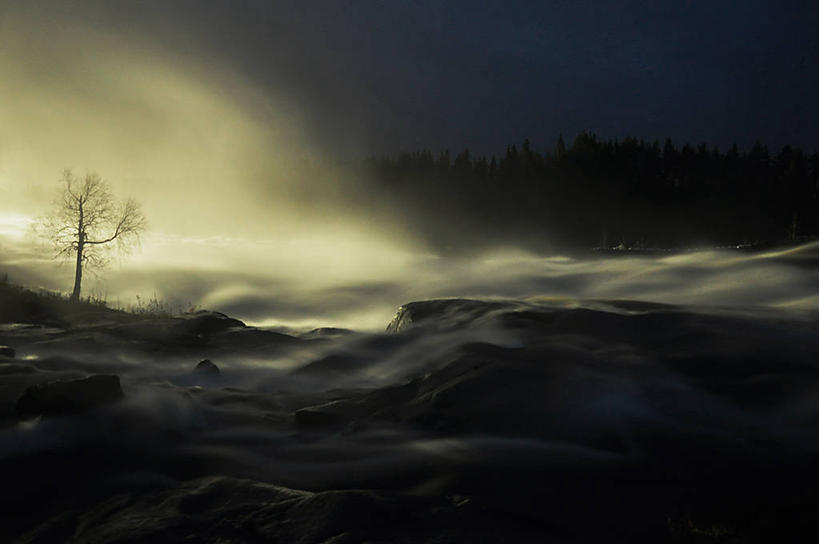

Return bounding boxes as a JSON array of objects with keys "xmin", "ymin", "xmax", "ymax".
[{"xmin": 1, "ymin": 299, "xmax": 819, "ymax": 542}]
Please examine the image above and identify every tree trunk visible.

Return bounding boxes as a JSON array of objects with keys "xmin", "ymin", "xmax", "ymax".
[{"xmin": 70, "ymin": 232, "xmax": 84, "ymax": 302}]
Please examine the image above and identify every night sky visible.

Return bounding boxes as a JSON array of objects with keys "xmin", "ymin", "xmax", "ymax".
[{"xmin": 16, "ymin": 0, "xmax": 817, "ymax": 155}]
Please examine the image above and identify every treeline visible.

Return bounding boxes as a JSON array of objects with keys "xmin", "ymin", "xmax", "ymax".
[{"xmin": 363, "ymin": 133, "xmax": 819, "ymax": 250}]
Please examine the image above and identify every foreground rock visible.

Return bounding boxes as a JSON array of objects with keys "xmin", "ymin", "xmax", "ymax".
[
  {"xmin": 0, "ymin": 345, "xmax": 15, "ymax": 358},
  {"xmin": 16, "ymin": 375, "xmax": 124, "ymax": 420},
  {"xmin": 4, "ymin": 298, "xmax": 819, "ymax": 542},
  {"xmin": 19, "ymin": 476, "xmax": 544, "ymax": 544}
]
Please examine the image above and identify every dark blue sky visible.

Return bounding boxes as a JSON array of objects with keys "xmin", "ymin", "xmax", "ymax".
[{"xmin": 45, "ymin": 0, "xmax": 819, "ymax": 154}]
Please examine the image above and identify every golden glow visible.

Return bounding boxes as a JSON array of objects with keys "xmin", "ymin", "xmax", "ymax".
[
  {"xmin": 0, "ymin": 4, "xmax": 363, "ymax": 241},
  {"xmin": 0, "ymin": 213, "xmax": 34, "ymax": 240},
  {"xmin": 0, "ymin": 5, "xmax": 816, "ymax": 331},
  {"xmin": 0, "ymin": 3, "xmax": 416, "ymax": 326}
]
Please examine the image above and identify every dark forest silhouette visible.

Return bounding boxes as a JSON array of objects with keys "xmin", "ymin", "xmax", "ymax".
[{"xmin": 364, "ymin": 133, "xmax": 819, "ymax": 251}]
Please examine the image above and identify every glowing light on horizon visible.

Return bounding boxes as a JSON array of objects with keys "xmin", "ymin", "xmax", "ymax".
[{"xmin": 0, "ymin": 213, "xmax": 34, "ymax": 239}]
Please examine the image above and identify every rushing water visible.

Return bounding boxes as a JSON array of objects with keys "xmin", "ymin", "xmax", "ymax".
[{"xmin": 1, "ymin": 242, "xmax": 818, "ymax": 541}]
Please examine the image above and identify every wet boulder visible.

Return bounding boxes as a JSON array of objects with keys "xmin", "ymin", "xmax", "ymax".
[
  {"xmin": 385, "ymin": 299, "xmax": 512, "ymax": 333},
  {"xmin": 294, "ymin": 404, "xmax": 349, "ymax": 427},
  {"xmin": 178, "ymin": 311, "xmax": 245, "ymax": 336},
  {"xmin": 0, "ymin": 345, "xmax": 15, "ymax": 358},
  {"xmin": 21, "ymin": 476, "xmax": 539, "ymax": 544},
  {"xmin": 0, "ymin": 362, "xmax": 36, "ymax": 375},
  {"xmin": 16, "ymin": 374, "xmax": 124, "ymax": 420},
  {"xmin": 194, "ymin": 359, "xmax": 220, "ymax": 376}
]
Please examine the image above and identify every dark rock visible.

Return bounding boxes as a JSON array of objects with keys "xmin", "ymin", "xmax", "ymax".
[
  {"xmin": 0, "ymin": 363, "xmax": 36, "ymax": 375},
  {"xmin": 0, "ymin": 345, "xmax": 15, "ymax": 358},
  {"xmin": 299, "ymin": 327, "xmax": 356, "ymax": 339},
  {"xmin": 293, "ymin": 353, "xmax": 371, "ymax": 377},
  {"xmin": 385, "ymin": 299, "xmax": 511, "ymax": 333},
  {"xmin": 112, "ymin": 311, "xmax": 247, "ymax": 347},
  {"xmin": 294, "ymin": 405, "xmax": 348, "ymax": 427},
  {"xmin": 20, "ymin": 475, "xmax": 546, "ymax": 544},
  {"xmin": 16, "ymin": 375, "xmax": 124, "ymax": 420},
  {"xmin": 179, "ymin": 311, "xmax": 245, "ymax": 335},
  {"xmin": 295, "ymin": 381, "xmax": 419, "ymax": 428},
  {"xmin": 194, "ymin": 359, "xmax": 220, "ymax": 375}
]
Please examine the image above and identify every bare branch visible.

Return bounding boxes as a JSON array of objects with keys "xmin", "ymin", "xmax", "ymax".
[
  {"xmin": 37, "ymin": 169, "xmax": 148, "ymax": 300},
  {"xmin": 84, "ymin": 198, "xmax": 147, "ymax": 245}
]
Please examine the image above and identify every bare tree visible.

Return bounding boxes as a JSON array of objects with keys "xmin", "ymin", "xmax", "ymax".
[{"xmin": 43, "ymin": 170, "xmax": 147, "ymax": 302}]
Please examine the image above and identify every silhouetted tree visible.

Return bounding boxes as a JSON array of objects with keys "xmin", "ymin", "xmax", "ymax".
[
  {"xmin": 554, "ymin": 134, "xmax": 567, "ymax": 161},
  {"xmin": 43, "ymin": 170, "xmax": 146, "ymax": 302},
  {"xmin": 363, "ymin": 134, "xmax": 819, "ymax": 251}
]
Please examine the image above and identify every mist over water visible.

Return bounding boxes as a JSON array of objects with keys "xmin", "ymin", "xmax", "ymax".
[
  {"xmin": 2, "ymin": 2, "xmax": 816, "ymax": 332},
  {"xmin": 3, "ymin": 262, "xmax": 819, "ymax": 541},
  {"xmin": 134, "ymin": 240, "xmax": 819, "ymax": 330},
  {"xmin": 3, "ymin": 228, "xmax": 818, "ymax": 330},
  {"xmin": 2, "ymin": 4, "xmax": 819, "ymax": 541}
]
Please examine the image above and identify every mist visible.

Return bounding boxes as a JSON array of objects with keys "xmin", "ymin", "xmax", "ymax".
[
  {"xmin": 2, "ymin": 3, "xmax": 819, "ymax": 542},
  {"xmin": 3, "ymin": 2, "xmax": 818, "ymax": 332},
  {"xmin": 0, "ymin": 2, "xmax": 407, "ymax": 241},
  {"xmin": 0, "ymin": 1, "xmax": 426, "ymax": 321}
]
